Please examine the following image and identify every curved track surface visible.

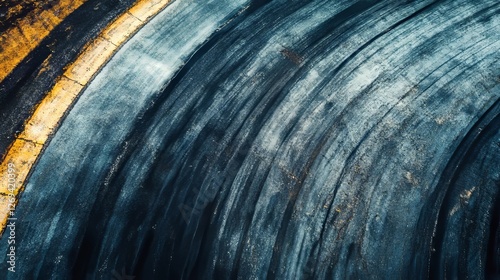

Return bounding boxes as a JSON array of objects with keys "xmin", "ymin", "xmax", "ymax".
[
  {"xmin": 0, "ymin": 0, "xmax": 137, "ymax": 159},
  {"xmin": 0, "ymin": 0, "xmax": 499, "ymax": 279}
]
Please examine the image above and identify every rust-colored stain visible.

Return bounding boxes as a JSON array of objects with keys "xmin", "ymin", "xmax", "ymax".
[
  {"xmin": 0, "ymin": 0, "xmax": 87, "ymax": 82},
  {"xmin": 0, "ymin": 0, "xmax": 171, "ymax": 232}
]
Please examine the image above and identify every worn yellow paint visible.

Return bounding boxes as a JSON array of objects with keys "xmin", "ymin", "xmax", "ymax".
[
  {"xmin": 19, "ymin": 77, "xmax": 84, "ymax": 144},
  {"xmin": 102, "ymin": 13, "xmax": 143, "ymax": 46},
  {"xmin": 129, "ymin": 0, "xmax": 171, "ymax": 21},
  {"xmin": 64, "ymin": 37, "xmax": 117, "ymax": 85},
  {"xmin": 0, "ymin": 0, "xmax": 171, "ymax": 233},
  {"xmin": 0, "ymin": 196, "xmax": 14, "ymax": 228},
  {"xmin": 0, "ymin": 139, "xmax": 43, "ymax": 195},
  {"xmin": 0, "ymin": 0, "xmax": 86, "ymax": 82}
]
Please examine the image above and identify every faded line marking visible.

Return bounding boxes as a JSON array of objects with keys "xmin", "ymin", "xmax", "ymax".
[
  {"xmin": 0, "ymin": 0, "xmax": 172, "ymax": 233},
  {"xmin": 0, "ymin": 0, "xmax": 87, "ymax": 82}
]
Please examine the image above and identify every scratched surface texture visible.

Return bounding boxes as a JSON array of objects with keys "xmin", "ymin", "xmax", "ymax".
[
  {"xmin": 0, "ymin": 0, "xmax": 136, "ymax": 159},
  {"xmin": 0, "ymin": 0, "xmax": 499, "ymax": 279}
]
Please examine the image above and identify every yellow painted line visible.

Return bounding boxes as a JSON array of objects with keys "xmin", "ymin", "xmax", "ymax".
[
  {"xmin": 18, "ymin": 77, "xmax": 84, "ymax": 144},
  {"xmin": 64, "ymin": 37, "xmax": 117, "ymax": 85},
  {"xmin": 129, "ymin": 0, "xmax": 171, "ymax": 21},
  {"xmin": 101, "ymin": 13, "xmax": 143, "ymax": 46},
  {"xmin": 0, "ymin": 0, "xmax": 87, "ymax": 83},
  {"xmin": 0, "ymin": 0, "xmax": 171, "ymax": 233}
]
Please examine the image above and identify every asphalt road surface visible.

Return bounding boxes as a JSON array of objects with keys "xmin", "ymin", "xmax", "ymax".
[{"xmin": 0, "ymin": 0, "xmax": 499, "ymax": 279}]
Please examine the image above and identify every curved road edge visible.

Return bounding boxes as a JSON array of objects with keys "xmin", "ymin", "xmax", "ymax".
[{"xmin": 0, "ymin": 0, "xmax": 172, "ymax": 234}]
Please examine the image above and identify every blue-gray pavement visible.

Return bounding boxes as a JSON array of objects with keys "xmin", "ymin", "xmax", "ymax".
[
  {"xmin": 1, "ymin": 0, "xmax": 499, "ymax": 279},
  {"xmin": 0, "ymin": 0, "xmax": 138, "ymax": 159}
]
